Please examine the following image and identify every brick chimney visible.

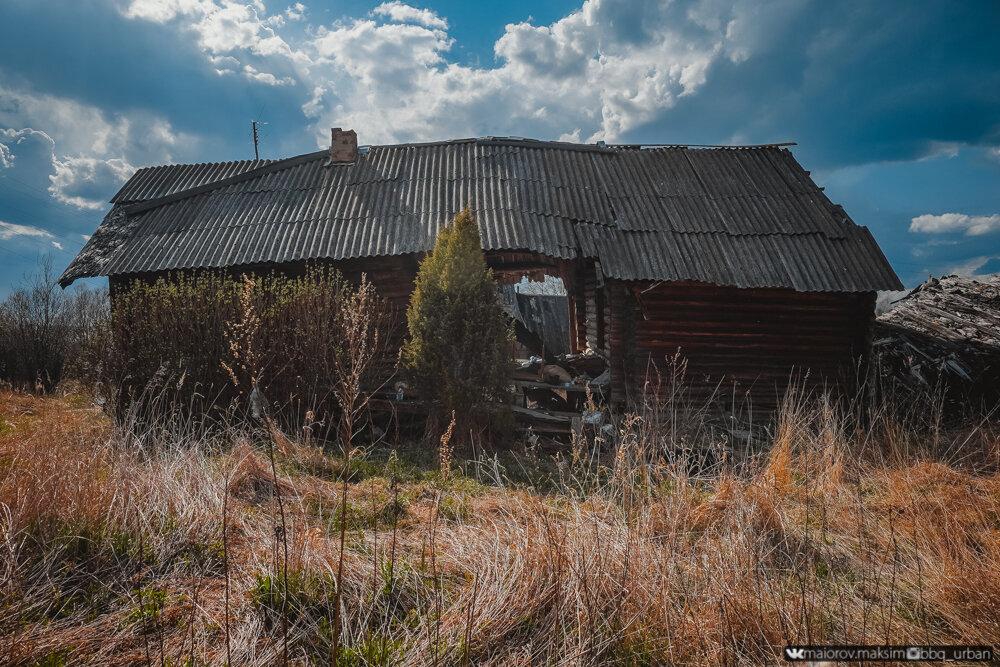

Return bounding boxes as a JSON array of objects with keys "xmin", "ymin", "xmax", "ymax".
[{"xmin": 328, "ymin": 127, "xmax": 357, "ymax": 164}]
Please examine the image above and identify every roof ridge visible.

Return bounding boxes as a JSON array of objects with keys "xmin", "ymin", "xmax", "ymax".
[
  {"xmin": 122, "ymin": 150, "xmax": 326, "ymax": 216},
  {"xmin": 115, "ymin": 139, "xmax": 802, "ymax": 205},
  {"xmin": 135, "ymin": 157, "xmax": 278, "ymax": 171},
  {"xmin": 345, "ymin": 137, "xmax": 796, "ymax": 152}
]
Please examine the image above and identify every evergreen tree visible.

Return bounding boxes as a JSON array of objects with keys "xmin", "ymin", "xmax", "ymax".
[{"xmin": 402, "ymin": 208, "xmax": 513, "ymax": 423}]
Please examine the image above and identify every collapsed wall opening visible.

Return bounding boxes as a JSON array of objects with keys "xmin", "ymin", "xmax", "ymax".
[
  {"xmin": 491, "ymin": 265, "xmax": 610, "ymax": 437},
  {"xmin": 499, "ymin": 275, "xmax": 571, "ymax": 359}
]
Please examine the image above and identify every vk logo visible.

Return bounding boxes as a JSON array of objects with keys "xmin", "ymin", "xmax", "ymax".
[{"xmin": 784, "ymin": 647, "xmax": 806, "ymax": 660}]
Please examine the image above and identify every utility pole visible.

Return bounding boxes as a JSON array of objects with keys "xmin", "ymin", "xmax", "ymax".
[{"xmin": 252, "ymin": 120, "xmax": 267, "ymax": 159}]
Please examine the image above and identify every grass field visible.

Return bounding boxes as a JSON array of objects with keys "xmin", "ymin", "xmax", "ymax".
[{"xmin": 1, "ymin": 388, "xmax": 998, "ymax": 665}]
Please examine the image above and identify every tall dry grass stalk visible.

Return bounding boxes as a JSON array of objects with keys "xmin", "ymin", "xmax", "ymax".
[
  {"xmin": 1, "ymin": 383, "xmax": 998, "ymax": 665},
  {"xmin": 439, "ymin": 412, "xmax": 456, "ymax": 479}
]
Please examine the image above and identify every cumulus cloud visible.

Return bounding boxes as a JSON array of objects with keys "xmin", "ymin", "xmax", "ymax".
[
  {"xmin": 294, "ymin": 0, "xmax": 761, "ymax": 144},
  {"xmin": 311, "ymin": 19, "xmax": 451, "ymax": 81},
  {"xmin": 198, "ymin": 3, "xmax": 283, "ymax": 55},
  {"xmin": 0, "ymin": 84, "xmax": 183, "ymax": 160},
  {"xmin": 301, "ymin": 86, "xmax": 325, "ymax": 118},
  {"xmin": 208, "ymin": 54, "xmax": 240, "ymax": 74},
  {"xmin": 121, "ymin": 0, "xmax": 297, "ymax": 60},
  {"xmin": 373, "ymin": 2, "xmax": 448, "ymax": 30},
  {"xmin": 0, "ymin": 128, "xmax": 59, "ymax": 206},
  {"xmin": 0, "ymin": 221, "xmax": 53, "ymax": 240},
  {"xmin": 243, "ymin": 64, "xmax": 295, "ymax": 86},
  {"xmin": 0, "ymin": 128, "xmax": 55, "ymax": 169},
  {"xmin": 0, "ymin": 84, "xmax": 185, "ymax": 212},
  {"xmin": 285, "ymin": 3, "xmax": 306, "ymax": 21},
  {"xmin": 113, "ymin": 0, "xmax": 998, "ymax": 172},
  {"xmin": 910, "ymin": 213, "xmax": 1000, "ymax": 236},
  {"xmin": 117, "ymin": 0, "xmax": 791, "ymax": 145},
  {"xmin": 121, "ymin": 0, "xmax": 216, "ymax": 23},
  {"xmin": 49, "ymin": 156, "xmax": 136, "ymax": 210},
  {"xmin": 0, "ymin": 88, "xmax": 115, "ymax": 158}
]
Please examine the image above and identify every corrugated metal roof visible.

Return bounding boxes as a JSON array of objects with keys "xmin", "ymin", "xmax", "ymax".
[
  {"xmin": 111, "ymin": 158, "xmax": 277, "ymax": 203},
  {"xmin": 61, "ymin": 137, "xmax": 902, "ymax": 292}
]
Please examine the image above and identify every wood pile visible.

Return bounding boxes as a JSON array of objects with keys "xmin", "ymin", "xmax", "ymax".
[{"xmin": 873, "ymin": 274, "xmax": 1000, "ymax": 411}]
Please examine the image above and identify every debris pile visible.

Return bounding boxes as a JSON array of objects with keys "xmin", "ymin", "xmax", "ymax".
[
  {"xmin": 873, "ymin": 274, "xmax": 1000, "ymax": 411},
  {"xmin": 512, "ymin": 348, "xmax": 611, "ymax": 437}
]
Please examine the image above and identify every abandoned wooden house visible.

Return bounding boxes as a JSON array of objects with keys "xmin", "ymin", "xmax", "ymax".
[{"xmin": 61, "ymin": 130, "xmax": 902, "ymax": 410}]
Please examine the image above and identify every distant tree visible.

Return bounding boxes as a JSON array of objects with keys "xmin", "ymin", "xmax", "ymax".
[
  {"xmin": 402, "ymin": 208, "xmax": 513, "ymax": 429},
  {"xmin": 0, "ymin": 258, "xmax": 108, "ymax": 391}
]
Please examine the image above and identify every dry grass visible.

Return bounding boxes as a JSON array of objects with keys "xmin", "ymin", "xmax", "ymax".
[{"xmin": 1, "ymin": 388, "xmax": 999, "ymax": 665}]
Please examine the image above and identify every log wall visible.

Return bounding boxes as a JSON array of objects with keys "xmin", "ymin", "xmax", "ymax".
[{"xmin": 607, "ymin": 280, "xmax": 876, "ymax": 410}]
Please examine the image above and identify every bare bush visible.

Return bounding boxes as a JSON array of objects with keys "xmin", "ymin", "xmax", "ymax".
[
  {"xmin": 0, "ymin": 259, "xmax": 108, "ymax": 391},
  {"xmin": 105, "ymin": 266, "xmax": 398, "ymax": 434}
]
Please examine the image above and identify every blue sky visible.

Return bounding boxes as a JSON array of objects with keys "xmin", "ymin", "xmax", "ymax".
[{"xmin": 0, "ymin": 0, "xmax": 998, "ymax": 296}]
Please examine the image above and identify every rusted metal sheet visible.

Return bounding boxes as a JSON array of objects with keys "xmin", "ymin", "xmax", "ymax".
[{"xmin": 62, "ymin": 137, "xmax": 901, "ymax": 293}]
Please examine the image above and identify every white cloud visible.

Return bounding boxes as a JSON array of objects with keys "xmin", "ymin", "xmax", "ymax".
[
  {"xmin": 0, "ymin": 221, "xmax": 53, "ymax": 240},
  {"xmin": 51, "ymin": 241, "xmax": 63, "ymax": 250},
  {"xmin": 301, "ymin": 0, "xmax": 791, "ymax": 144},
  {"xmin": 0, "ymin": 89, "xmax": 113, "ymax": 157},
  {"xmin": 0, "ymin": 84, "xmax": 184, "ymax": 210},
  {"xmin": 208, "ymin": 54, "xmax": 240, "ymax": 74},
  {"xmin": 558, "ymin": 129, "xmax": 582, "ymax": 143},
  {"xmin": 0, "ymin": 128, "xmax": 54, "ymax": 168},
  {"xmin": 373, "ymin": 2, "xmax": 447, "ymax": 30},
  {"xmin": 301, "ymin": 86, "xmax": 325, "ymax": 118},
  {"xmin": 0, "ymin": 84, "xmax": 183, "ymax": 159},
  {"xmin": 121, "ymin": 0, "xmax": 215, "ymax": 23},
  {"xmin": 49, "ymin": 156, "xmax": 136, "ymax": 210},
  {"xmin": 948, "ymin": 255, "xmax": 994, "ymax": 277},
  {"xmin": 910, "ymin": 213, "xmax": 1000, "ymax": 236},
  {"xmin": 118, "ymin": 0, "xmax": 798, "ymax": 145},
  {"xmin": 121, "ymin": 0, "xmax": 297, "ymax": 59},
  {"xmin": 198, "ymin": 4, "xmax": 259, "ymax": 52},
  {"xmin": 311, "ymin": 19, "xmax": 451, "ymax": 82},
  {"xmin": 243, "ymin": 64, "xmax": 295, "ymax": 86}
]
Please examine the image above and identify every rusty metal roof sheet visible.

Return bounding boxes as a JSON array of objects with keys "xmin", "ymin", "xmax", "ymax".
[{"xmin": 61, "ymin": 137, "xmax": 902, "ymax": 292}]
